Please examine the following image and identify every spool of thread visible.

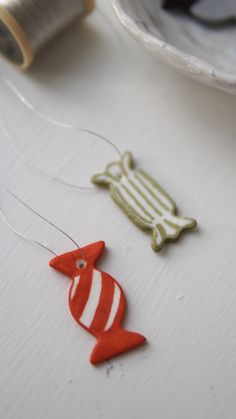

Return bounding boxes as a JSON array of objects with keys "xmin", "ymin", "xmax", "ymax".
[{"xmin": 0, "ymin": 0, "xmax": 94, "ymax": 69}]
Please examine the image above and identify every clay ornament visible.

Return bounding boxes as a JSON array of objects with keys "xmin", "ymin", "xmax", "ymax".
[
  {"xmin": 91, "ymin": 152, "xmax": 197, "ymax": 252},
  {"xmin": 49, "ymin": 241, "xmax": 146, "ymax": 365}
]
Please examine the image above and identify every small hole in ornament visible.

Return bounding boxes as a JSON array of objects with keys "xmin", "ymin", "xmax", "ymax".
[{"xmin": 76, "ymin": 259, "xmax": 87, "ymax": 269}]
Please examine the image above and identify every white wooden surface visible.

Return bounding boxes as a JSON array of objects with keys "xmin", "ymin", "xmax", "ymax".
[{"xmin": 0, "ymin": 2, "xmax": 236, "ymax": 419}]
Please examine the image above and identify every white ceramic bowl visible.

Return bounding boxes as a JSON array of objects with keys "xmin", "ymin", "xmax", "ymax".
[{"xmin": 112, "ymin": 0, "xmax": 236, "ymax": 94}]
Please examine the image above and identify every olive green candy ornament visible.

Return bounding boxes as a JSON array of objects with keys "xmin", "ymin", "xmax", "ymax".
[{"xmin": 91, "ymin": 152, "xmax": 197, "ymax": 252}]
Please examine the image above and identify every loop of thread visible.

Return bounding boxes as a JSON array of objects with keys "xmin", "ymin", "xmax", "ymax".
[{"xmin": 1, "ymin": 79, "xmax": 122, "ymax": 191}]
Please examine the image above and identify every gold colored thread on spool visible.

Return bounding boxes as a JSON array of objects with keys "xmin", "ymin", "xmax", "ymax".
[{"xmin": 0, "ymin": 0, "xmax": 95, "ymax": 69}]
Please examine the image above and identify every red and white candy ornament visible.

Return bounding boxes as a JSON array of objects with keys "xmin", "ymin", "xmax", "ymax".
[{"xmin": 49, "ymin": 241, "xmax": 146, "ymax": 365}]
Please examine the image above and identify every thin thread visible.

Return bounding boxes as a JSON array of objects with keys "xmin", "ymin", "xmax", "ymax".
[
  {"xmin": 1, "ymin": 79, "xmax": 122, "ymax": 191},
  {"xmin": 0, "ymin": 185, "xmax": 84, "ymax": 256},
  {"xmin": 0, "ymin": 205, "xmax": 57, "ymax": 255}
]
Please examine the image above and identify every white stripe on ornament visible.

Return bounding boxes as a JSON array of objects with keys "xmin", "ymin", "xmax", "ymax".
[
  {"xmin": 104, "ymin": 284, "xmax": 121, "ymax": 331},
  {"xmin": 80, "ymin": 270, "xmax": 102, "ymax": 327},
  {"xmin": 70, "ymin": 275, "xmax": 80, "ymax": 299}
]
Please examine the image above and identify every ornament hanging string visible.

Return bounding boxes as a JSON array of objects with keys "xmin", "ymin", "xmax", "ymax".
[
  {"xmin": 0, "ymin": 79, "xmax": 122, "ymax": 191},
  {"xmin": 0, "ymin": 184, "xmax": 84, "ymax": 256}
]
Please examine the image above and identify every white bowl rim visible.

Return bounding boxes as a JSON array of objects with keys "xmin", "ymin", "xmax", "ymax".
[{"xmin": 112, "ymin": 0, "xmax": 236, "ymax": 90}]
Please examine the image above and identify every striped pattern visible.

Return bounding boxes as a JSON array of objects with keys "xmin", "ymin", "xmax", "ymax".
[
  {"xmin": 49, "ymin": 242, "xmax": 146, "ymax": 364},
  {"xmin": 116, "ymin": 170, "xmax": 196, "ymax": 251},
  {"xmin": 92, "ymin": 152, "xmax": 197, "ymax": 252},
  {"xmin": 69, "ymin": 269, "xmax": 123, "ymax": 335}
]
